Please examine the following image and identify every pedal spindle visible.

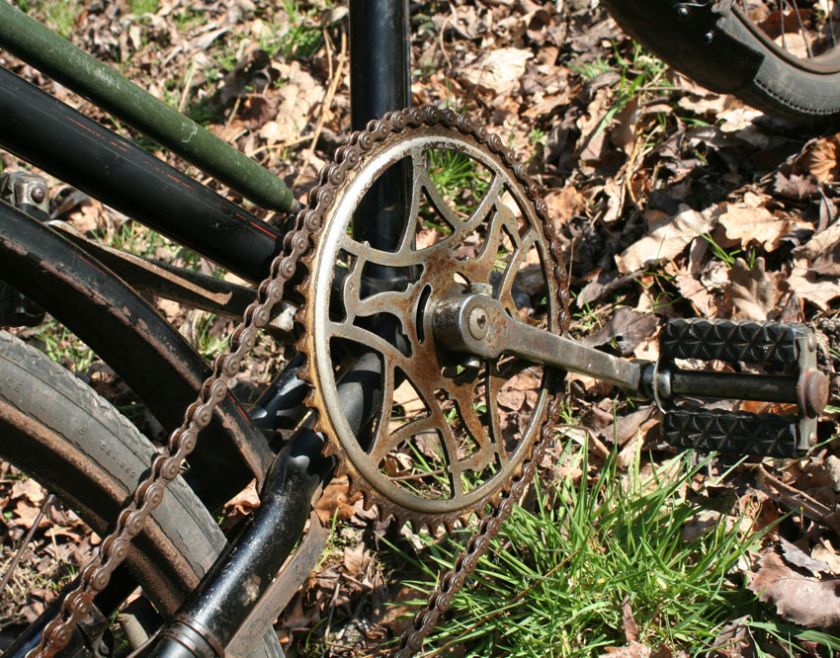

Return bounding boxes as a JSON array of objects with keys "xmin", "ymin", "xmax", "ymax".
[{"xmin": 655, "ymin": 319, "xmax": 828, "ymax": 458}]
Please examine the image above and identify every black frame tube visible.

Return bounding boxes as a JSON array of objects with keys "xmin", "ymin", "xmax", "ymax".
[
  {"xmin": 147, "ymin": 431, "xmax": 326, "ymax": 658},
  {"xmin": 349, "ymin": 0, "xmax": 411, "ymax": 257},
  {"xmin": 0, "ymin": 67, "xmax": 281, "ymax": 283},
  {"xmin": 0, "ymin": 2, "xmax": 294, "ymax": 212}
]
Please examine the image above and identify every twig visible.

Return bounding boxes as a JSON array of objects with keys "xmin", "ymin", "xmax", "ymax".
[
  {"xmin": 299, "ymin": 27, "xmax": 348, "ymax": 175},
  {"xmin": 438, "ymin": 11, "xmax": 453, "ymax": 71},
  {"xmin": 0, "ymin": 494, "xmax": 54, "ymax": 595},
  {"xmin": 178, "ymin": 60, "xmax": 197, "ymax": 114}
]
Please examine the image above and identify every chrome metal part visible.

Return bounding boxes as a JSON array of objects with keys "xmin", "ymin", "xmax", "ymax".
[
  {"xmin": 299, "ymin": 117, "xmax": 563, "ymax": 528},
  {"xmin": 0, "ymin": 172, "xmax": 47, "ymax": 328},
  {"xmin": 1, "ymin": 171, "xmax": 49, "ymax": 219}
]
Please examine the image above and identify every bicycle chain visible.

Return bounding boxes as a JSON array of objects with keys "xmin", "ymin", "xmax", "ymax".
[
  {"xmin": 391, "ymin": 398, "xmax": 559, "ymax": 658},
  {"xmin": 32, "ymin": 105, "xmax": 568, "ymax": 658}
]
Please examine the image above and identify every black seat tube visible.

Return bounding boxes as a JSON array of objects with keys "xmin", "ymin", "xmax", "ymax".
[{"xmin": 349, "ymin": 0, "xmax": 411, "ymax": 261}]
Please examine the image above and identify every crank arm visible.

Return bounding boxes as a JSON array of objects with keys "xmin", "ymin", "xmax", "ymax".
[{"xmin": 433, "ymin": 293, "xmax": 647, "ymax": 395}]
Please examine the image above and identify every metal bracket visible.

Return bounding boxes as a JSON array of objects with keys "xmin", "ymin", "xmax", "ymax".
[{"xmin": 0, "ymin": 172, "xmax": 48, "ymax": 327}]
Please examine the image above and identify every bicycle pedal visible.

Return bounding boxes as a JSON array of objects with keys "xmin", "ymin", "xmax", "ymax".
[{"xmin": 654, "ymin": 319, "xmax": 828, "ymax": 459}]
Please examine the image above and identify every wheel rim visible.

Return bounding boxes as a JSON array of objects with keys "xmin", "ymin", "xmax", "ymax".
[{"xmin": 733, "ymin": 0, "xmax": 840, "ymax": 73}]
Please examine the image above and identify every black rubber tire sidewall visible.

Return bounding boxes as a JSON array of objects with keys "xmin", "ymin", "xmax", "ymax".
[{"xmin": 603, "ymin": 0, "xmax": 840, "ymax": 126}]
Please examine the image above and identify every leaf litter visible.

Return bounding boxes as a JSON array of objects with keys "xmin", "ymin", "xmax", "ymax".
[{"xmin": 1, "ymin": 0, "xmax": 840, "ymax": 655}]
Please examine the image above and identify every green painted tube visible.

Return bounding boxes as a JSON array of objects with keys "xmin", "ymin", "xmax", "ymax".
[{"xmin": 0, "ymin": 1, "xmax": 294, "ymax": 211}]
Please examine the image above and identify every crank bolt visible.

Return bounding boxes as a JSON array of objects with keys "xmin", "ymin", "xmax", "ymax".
[
  {"xmin": 798, "ymin": 369, "xmax": 829, "ymax": 418},
  {"xmin": 676, "ymin": 5, "xmax": 690, "ymax": 20},
  {"xmin": 468, "ymin": 307, "xmax": 489, "ymax": 341},
  {"xmin": 29, "ymin": 185, "xmax": 46, "ymax": 204}
]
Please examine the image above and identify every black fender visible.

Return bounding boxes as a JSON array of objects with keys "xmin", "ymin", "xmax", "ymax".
[{"xmin": 0, "ymin": 202, "xmax": 274, "ymax": 509}]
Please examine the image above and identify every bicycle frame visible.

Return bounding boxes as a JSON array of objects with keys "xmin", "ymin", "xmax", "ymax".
[{"xmin": 0, "ymin": 1, "xmax": 410, "ymax": 657}]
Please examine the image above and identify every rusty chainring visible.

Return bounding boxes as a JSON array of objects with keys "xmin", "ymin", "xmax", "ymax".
[
  {"xmin": 30, "ymin": 106, "xmax": 567, "ymax": 658},
  {"xmin": 298, "ymin": 120, "xmax": 564, "ymax": 531}
]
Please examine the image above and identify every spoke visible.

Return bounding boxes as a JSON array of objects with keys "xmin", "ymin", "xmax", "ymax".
[
  {"xmin": 790, "ymin": 0, "xmax": 814, "ymax": 57},
  {"xmin": 418, "ymin": 169, "xmax": 467, "ymax": 232},
  {"xmin": 348, "ymin": 289, "xmax": 416, "ymax": 319},
  {"xmin": 830, "ymin": 1, "xmax": 837, "ymax": 46},
  {"xmin": 450, "ymin": 174, "xmax": 504, "ymax": 243},
  {"xmin": 327, "ymin": 321, "xmax": 412, "ymax": 372},
  {"xmin": 486, "ymin": 365, "xmax": 508, "ymax": 465},
  {"xmin": 372, "ymin": 415, "xmax": 438, "ymax": 463},
  {"xmin": 437, "ymin": 416, "xmax": 465, "ymax": 498},
  {"xmin": 394, "ymin": 146, "xmax": 428, "ymax": 256},
  {"xmin": 496, "ymin": 229, "xmax": 539, "ymax": 306},
  {"xmin": 370, "ymin": 358, "xmax": 396, "ymax": 457},
  {"xmin": 780, "ymin": 0, "xmax": 788, "ymax": 50},
  {"xmin": 0, "ymin": 493, "xmax": 54, "ymax": 594},
  {"xmin": 449, "ymin": 385, "xmax": 494, "ymax": 471},
  {"xmin": 339, "ymin": 256, "xmax": 366, "ymax": 321},
  {"xmin": 338, "ymin": 175, "xmax": 504, "ymax": 269},
  {"xmin": 460, "ymin": 197, "xmax": 520, "ymax": 284}
]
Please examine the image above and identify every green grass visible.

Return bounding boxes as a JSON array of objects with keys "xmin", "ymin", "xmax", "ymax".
[
  {"xmin": 14, "ymin": 0, "xmax": 79, "ymax": 38},
  {"xmin": 423, "ymin": 148, "xmax": 492, "ymax": 234},
  {"xmin": 35, "ymin": 320, "xmax": 95, "ymax": 373},
  {"xmin": 129, "ymin": 0, "xmax": 159, "ymax": 16},
  {"xmin": 259, "ymin": 0, "xmax": 322, "ymax": 61},
  {"xmin": 393, "ymin": 445, "xmax": 770, "ymax": 657},
  {"xmin": 701, "ymin": 233, "xmax": 756, "ymax": 269}
]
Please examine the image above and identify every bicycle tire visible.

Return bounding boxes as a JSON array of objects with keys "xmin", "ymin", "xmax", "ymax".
[
  {"xmin": 604, "ymin": 0, "xmax": 840, "ymax": 127},
  {"xmin": 0, "ymin": 330, "xmax": 283, "ymax": 658}
]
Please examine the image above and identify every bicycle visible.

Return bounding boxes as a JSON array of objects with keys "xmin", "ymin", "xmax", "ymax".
[{"xmin": 0, "ymin": 1, "xmax": 834, "ymax": 657}]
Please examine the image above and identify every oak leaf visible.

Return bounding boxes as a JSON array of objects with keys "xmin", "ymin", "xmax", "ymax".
[
  {"xmin": 616, "ymin": 205, "xmax": 719, "ymax": 274},
  {"xmin": 750, "ymin": 550, "xmax": 840, "ymax": 629}
]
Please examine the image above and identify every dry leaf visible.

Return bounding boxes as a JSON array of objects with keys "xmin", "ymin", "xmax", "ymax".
[
  {"xmin": 674, "ymin": 273, "xmax": 716, "ymax": 317},
  {"xmin": 600, "ymin": 642, "xmax": 652, "ymax": 658},
  {"xmin": 545, "ymin": 185, "xmax": 584, "ymax": 225},
  {"xmin": 313, "ymin": 476, "xmax": 362, "ymax": 525},
  {"xmin": 582, "ymin": 308, "xmax": 658, "ymax": 356},
  {"xmin": 789, "ymin": 258, "xmax": 840, "ymax": 310},
  {"xmin": 616, "ymin": 205, "xmax": 719, "ymax": 274},
  {"xmin": 224, "ymin": 480, "xmax": 260, "ymax": 517},
  {"xmin": 11, "ymin": 479, "xmax": 46, "ymax": 504},
  {"xmin": 621, "ymin": 596, "xmax": 640, "ymax": 642},
  {"xmin": 718, "ymin": 202, "xmax": 790, "ymax": 252},
  {"xmin": 750, "ymin": 550, "xmax": 840, "ymax": 629},
  {"xmin": 729, "ymin": 257, "xmax": 787, "ymax": 321},
  {"xmin": 779, "ymin": 537, "xmax": 830, "ymax": 576},
  {"xmin": 793, "ymin": 220, "xmax": 840, "ymax": 261},
  {"xmin": 459, "ymin": 47, "xmax": 532, "ymax": 96},
  {"xmin": 804, "ymin": 134, "xmax": 840, "ymax": 183},
  {"xmin": 258, "ymin": 62, "xmax": 324, "ymax": 145},
  {"xmin": 343, "ymin": 542, "xmax": 370, "ymax": 577}
]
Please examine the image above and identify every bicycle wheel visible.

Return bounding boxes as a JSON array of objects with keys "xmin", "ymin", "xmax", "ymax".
[
  {"xmin": 0, "ymin": 330, "xmax": 283, "ymax": 658},
  {"xmin": 604, "ymin": 0, "xmax": 840, "ymax": 126}
]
